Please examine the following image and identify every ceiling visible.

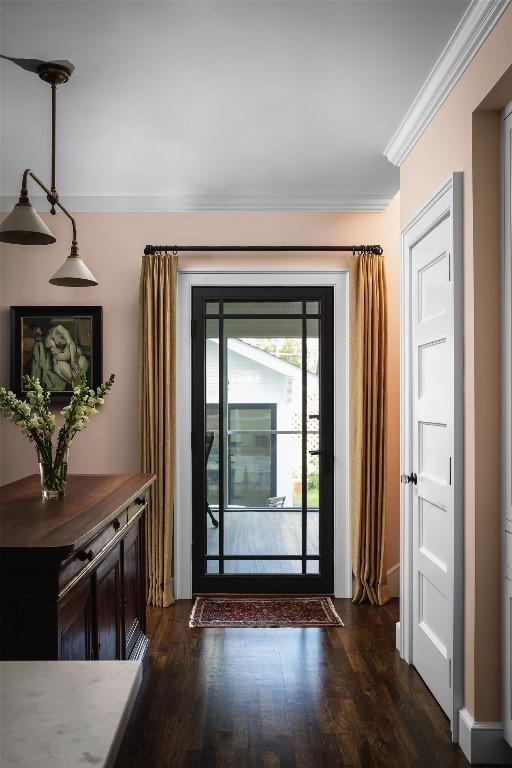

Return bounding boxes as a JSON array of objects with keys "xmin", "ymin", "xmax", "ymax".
[{"xmin": 0, "ymin": 0, "xmax": 470, "ymax": 211}]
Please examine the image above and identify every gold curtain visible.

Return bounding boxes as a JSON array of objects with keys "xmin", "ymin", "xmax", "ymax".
[
  {"xmin": 351, "ymin": 252, "xmax": 390, "ymax": 606},
  {"xmin": 138, "ymin": 253, "xmax": 177, "ymax": 607}
]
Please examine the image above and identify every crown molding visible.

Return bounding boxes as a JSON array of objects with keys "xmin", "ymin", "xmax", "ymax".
[
  {"xmin": 384, "ymin": 0, "xmax": 512, "ymax": 167},
  {"xmin": 0, "ymin": 193, "xmax": 393, "ymax": 214}
]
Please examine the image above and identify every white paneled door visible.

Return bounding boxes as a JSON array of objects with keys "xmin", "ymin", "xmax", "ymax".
[
  {"xmin": 401, "ymin": 174, "xmax": 462, "ymax": 738},
  {"xmin": 503, "ymin": 104, "xmax": 512, "ymax": 748},
  {"xmin": 411, "ymin": 215, "xmax": 453, "ymax": 717}
]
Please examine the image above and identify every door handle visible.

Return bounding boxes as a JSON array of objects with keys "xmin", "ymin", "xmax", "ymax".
[
  {"xmin": 401, "ymin": 472, "xmax": 417, "ymax": 485},
  {"xmin": 308, "ymin": 449, "xmax": 334, "ymax": 480},
  {"xmin": 309, "ymin": 450, "xmax": 334, "ymax": 459}
]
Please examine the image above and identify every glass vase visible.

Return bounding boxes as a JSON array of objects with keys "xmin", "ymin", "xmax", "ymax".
[{"xmin": 38, "ymin": 446, "xmax": 70, "ymax": 500}]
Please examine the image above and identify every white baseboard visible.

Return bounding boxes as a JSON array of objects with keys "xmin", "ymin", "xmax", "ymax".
[
  {"xmin": 387, "ymin": 562, "xmax": 400, "ymax": 597},
  {"xmin": 458, "ymin": 708, "xmax": 512, "ymax": 764},
  {"xmin": 395, "ymin": 621, "xmax": 400, "ymax": 652}
]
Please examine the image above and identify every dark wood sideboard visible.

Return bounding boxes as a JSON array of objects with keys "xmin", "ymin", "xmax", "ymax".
[{"xmin": 0, "ymin": 473, "xmax": 155, "ymax": 662}]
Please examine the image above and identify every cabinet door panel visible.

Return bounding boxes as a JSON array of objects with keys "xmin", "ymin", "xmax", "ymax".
[
  {"xmin": 58, "ymin": 577, "xmax": 93, "ymax": 660},
  {"xmin": 123, "ymin": 520, "xmax": 143, "ymax": 658},
  {"xmin": 95, "ymin": 543, "xmax": 122, "ymax": 660}
]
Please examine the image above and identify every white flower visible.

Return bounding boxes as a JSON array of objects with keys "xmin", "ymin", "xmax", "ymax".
[{"xmin": 2, "ymin": 373, "xmax": 114, "ymax": 457}]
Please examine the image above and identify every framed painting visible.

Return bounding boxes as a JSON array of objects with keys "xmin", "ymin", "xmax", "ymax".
[{"xmin": 10, "ymin": 306, "xmax": 103, "ymax": 401}]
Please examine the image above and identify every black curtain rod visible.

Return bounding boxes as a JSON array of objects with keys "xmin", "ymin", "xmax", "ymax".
[{"xmin": 143, "ymin": 244, "xmax": 383, "ymax": 256}]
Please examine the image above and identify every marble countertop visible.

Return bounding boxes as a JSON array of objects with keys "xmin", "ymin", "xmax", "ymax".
[{"xmin": 0, "ymin": 660, "xmax": 142, "ymax": 768}]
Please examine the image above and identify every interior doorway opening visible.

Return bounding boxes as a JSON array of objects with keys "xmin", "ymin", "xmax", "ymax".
[{"xmin": 175, "ymin": 270, "xmax": 350, "ymax": 600}]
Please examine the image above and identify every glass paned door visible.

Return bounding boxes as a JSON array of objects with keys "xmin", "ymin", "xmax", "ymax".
[{"xmin": 192, "ymin": 286, "xmax": 334, "ymax": 593}]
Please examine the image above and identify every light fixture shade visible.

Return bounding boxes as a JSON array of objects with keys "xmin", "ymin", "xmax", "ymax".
[
  {"xmin": 0, "ymin": 200, "xmax": 56, "ymax": 245},
  {"xmin": 49, "ymin": 249, "xmax": 98, "ymax": 287}
]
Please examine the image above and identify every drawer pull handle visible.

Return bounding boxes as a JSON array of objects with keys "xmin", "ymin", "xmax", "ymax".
[
  {"xmin": 113, "ymin": 519, "xmax": 121, "ymax": 532},
  {"xmin": 77, "ymin": 549, "xmax": 93, "ymax": 563},
  {"xmin": 136, "ymin": 497, "xmax": 145, "ymax": 505}
]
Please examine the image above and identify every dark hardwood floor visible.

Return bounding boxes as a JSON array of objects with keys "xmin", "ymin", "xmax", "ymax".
[{"xmin": 116, "ymin": 599, "xmax": 471, "ymax": 768}]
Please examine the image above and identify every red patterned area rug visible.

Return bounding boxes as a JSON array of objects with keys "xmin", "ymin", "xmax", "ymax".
[{"xmin": 189, "ymin": 596, "xmax": 344, "ymax": 628}]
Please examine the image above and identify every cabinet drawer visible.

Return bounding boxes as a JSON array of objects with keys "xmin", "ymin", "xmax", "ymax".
[
  {"xmin": 127, "ymin": 496, "xmax": 147, "ymax": 522},
  {"xmin": 59, "ymin": 510, "xmax": 128, "ymax": 592}
]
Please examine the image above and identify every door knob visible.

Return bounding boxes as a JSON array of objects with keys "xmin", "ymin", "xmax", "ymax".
[{"xmin": 401, "ymin": 472, "xmax": 417, "ymax": 485}]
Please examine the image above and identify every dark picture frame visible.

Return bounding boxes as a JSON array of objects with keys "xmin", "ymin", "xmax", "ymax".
[{"xmin": 10, "ymin": 306, "xmax": 103, "ymax": 401}]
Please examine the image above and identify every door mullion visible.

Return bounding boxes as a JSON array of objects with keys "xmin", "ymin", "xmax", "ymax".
[
  {"xmin": 302, "ymin": 302, "xmax": 307, "ymax": 576},
  {"xmin": 218, "ymin": 304, "xmax": 225, "ymax": 575}
]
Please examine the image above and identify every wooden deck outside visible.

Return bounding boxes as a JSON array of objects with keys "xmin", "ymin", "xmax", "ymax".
[{"xmin": 206, "ymin": 510, "xmax": 319, "ymax": 573}]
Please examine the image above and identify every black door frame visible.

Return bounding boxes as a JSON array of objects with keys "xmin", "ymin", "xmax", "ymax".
[{"xmin": 191, "ymin": 285, "xmax": 334, "ymax": 593}]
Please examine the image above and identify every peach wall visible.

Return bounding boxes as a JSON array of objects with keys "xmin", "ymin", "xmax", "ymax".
[
  {"xmin": 0, "ymin": 201, "xmax": 401, "ymax": 576},
  {"xmin": 400, "ymin": 6, "xmax": 512, "ymax": 721}
]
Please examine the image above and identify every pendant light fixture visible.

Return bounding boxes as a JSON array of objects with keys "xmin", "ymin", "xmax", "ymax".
[{"xmin": 0, "ymin": 56, "xmax": 98, "ymax": 287}]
